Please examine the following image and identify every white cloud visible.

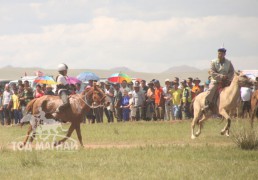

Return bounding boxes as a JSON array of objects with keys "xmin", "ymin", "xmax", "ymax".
[{"xmin": 0, "ymin": 15, "xmax": 258, "ymax": 72}]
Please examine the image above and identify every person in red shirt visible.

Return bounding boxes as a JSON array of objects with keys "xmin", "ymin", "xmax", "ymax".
[
  {"xmin": 154, "ymin": 80, "xmax": 165, "ymax": 120},
  {"xmin": 34, "ymin": 84, "xmax": 45, "ymax": 98}
]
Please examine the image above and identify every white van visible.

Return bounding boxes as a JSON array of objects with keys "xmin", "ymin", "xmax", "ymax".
[{"xmin": 9, "ymin": 76, "xmax": 38, "ymax": 90}]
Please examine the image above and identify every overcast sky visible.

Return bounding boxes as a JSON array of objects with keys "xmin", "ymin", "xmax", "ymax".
[{"xmin": 0, "ymin": 0, "xmax": 257, "ymax": 72}]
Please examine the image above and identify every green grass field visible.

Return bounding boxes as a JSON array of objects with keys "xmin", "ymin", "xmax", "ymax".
[{"xmin": 1, "ymin": 119, "xmax": 258, "ymax": 180}]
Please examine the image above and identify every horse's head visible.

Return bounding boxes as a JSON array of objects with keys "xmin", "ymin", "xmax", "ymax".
[
  {"xmin": 237, "ymin": 73, "xmax": 256, "ymax": 87},
  {"xmin": 84, "ymin": 84, "xmax": 107, "ymax": 108}
]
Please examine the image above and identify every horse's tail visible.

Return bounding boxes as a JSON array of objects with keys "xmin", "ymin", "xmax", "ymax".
[
  {"xmin": 25, "ymin": 98, "xmax": 37, "ymax": 114},
  {"xmin": 20, "ymin": 98, "xmax": 37, "ymax": 128},
  {"xmin": 190, "ymin": 97, "xmax": 195, "ymax": 117}
]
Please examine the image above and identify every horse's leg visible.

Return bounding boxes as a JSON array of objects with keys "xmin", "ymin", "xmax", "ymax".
[
  {"xmin": 191, "ymin": 109, "xmax": 202, "ymax": 139},
  {"xmin": 75, "ymin": 123, "xmax": 83, "ymax": 146},
  {"xmin": 219, "ymin": 108, "xmax": 231, "ymax": 136},
  {"xmin": 22, "ymin": 124, "xmax": 33, "ymax": 146},
  {"xmin": 55, "ymin": 123, "xmax": 75, "ymax": 146},
  {"xmin": 250, "ymin": 101, "xmax": 257, "ymax": 128},
  {"xmin": 195, "ymin": 113, "xmax": 209, "ymax": 137}
]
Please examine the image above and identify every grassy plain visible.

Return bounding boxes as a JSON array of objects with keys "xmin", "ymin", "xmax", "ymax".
[{"xmin": 0, "ymin": 119, "xmax": 258, "ymax": 180}]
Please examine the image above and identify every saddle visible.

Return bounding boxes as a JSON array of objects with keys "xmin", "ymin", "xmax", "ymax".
[{"xmin": 207, "ymin": 80, "xmax": 231, "ymax": 114}]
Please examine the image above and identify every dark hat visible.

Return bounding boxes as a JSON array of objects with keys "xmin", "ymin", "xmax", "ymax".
[
  {"xmin": 153, "ymin": 80, "xmax": 160, "ymax": 84},
  {"xmin": 218, "ymin": 47, "xmax": 226, "ymax": 53},
  {"xmin": 187, "ymin": 77, "xmax": 193, "ymax": 82},
  {"xmin": 174, "ymin": 77, "xmax": 179, "ymax": 81},
  {"xmin": 193, "ymin": 77, "xmax": 201, "ymax": 83},
  {"xmin": 105, "ymin": 81, "xmax": 111, "ymax": 86},
  {"xmin": 113, "ymin": 82, "xmax": 120, "ymax": 86},
  {"xmin": 180, "ymin": 79, "xmax": 186, "ymax": 84}
]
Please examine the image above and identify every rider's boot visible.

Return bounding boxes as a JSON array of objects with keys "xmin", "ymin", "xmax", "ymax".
[
  {"xmin": 52, "ymin": 92, "xmax": 70, "ymax": 119},
  {"xmin": 201, "ymin": 99, "xmax": 210, "ymax": 113}
]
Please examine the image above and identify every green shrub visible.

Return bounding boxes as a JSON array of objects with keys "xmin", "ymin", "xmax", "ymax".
[{"xmin": 232, "ymin": 127, "xmax": 258, "ymax": 150}]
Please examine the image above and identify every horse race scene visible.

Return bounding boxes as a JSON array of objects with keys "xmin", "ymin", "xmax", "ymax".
[{"xmin": 1, "ymin": 1, "xmax": 258, "ymax": 179}]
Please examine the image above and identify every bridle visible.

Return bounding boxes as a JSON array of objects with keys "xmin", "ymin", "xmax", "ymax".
[{"xmin": 79, "ymin": 88, "xmax": 106, "ymax": 109}]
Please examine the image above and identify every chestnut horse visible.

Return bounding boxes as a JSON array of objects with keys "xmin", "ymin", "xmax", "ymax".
[
  {"xmin": 22, "ymin": 85, "xmax": 106, "ymax": 147},
  {"xmin": 250, "ymin": 90, "xmax": 258, "ymax": 127},
  {"xmin": 191, "ymin": 73, "xmax": 255, "ymax": 139}
]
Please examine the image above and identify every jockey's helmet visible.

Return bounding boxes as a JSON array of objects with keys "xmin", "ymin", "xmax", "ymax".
[{"xmin": 58, "ymin": 63, "xmax": 68, "ymax": 71}]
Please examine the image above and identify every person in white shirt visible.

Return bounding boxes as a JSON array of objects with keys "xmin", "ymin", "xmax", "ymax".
[
  {"xmin": 52, "ymin": 63, "xmax": 70, "ymax": 118},
  {"xmin": 3, "ymin": 84, "xmax": 12, "ymax": 125},
  {"xmin": 240, "ymin": 87, "xmax": 252, "ymax": 118},
  {"xmin": 132, "ymin": 84, "xmax": 145, "ymax": 120}
]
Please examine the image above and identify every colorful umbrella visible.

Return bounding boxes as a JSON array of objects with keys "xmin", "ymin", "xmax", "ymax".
[
  {"xmin": 77, "ymin": 72, "xmax": 100, "ymax": 82},
  {"xmin": 34, "ymin": 76, "xmax": 57, "ymax": 85},
  {"xmin": 66, "ymin": 77, "xmax": 81, "ymax": 85},
  {"xmin": 108, "ymin": 73, "xmax": 132, "ymax": 83}
]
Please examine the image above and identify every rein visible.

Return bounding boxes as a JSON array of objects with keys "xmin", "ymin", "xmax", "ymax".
[{"xmin": 78, "ymin": 89, "xmax": 106, "ymax": 109}]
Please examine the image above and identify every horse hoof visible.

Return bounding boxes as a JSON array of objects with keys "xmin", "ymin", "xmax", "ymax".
[
  {"xmin": 191, "ymin": 135, "xmax": 196, "ymax": 139},
  {"xmin": 195, "ymin": 133, "xmax": 200, "ymax": 137},
  {"xmin": 221, "ymin": 131, "xmax": 225, "ymax": 135},
  {"xmin": 53, "ymin": 141, "xmax": 58, "ymax": 147}
]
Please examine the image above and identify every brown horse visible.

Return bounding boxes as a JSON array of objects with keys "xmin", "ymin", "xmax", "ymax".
[
  {"xmin": 22, "ymin": 85, "xmax": 106, "ymax": 147},
  {"xmin": 191, "ymin": 73, "xmax": 255, "ymax": 139},
  {"xmin": 250, "ymin": 90, "xmax": 258, "ymax": 127}
]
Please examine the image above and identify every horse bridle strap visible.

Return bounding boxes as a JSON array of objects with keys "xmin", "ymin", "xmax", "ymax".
[{"xmin": 78, "ymin": 91, "xmax": 105, "ymax": 109}]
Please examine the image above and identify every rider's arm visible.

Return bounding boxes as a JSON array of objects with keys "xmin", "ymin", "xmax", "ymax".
[
  {"xmin": 210, "ymin": 61, "xmax": 224, "ymax": 82},
  {"xmin": 227, "ymin": 61, "xmax": 235, "ymax": 81}
]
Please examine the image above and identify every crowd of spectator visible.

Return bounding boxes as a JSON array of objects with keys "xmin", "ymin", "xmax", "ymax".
[
  {"xmin": 85, "ymin": 77, "xmax": 211, "ymax": 123},
  {"xmin": 0, "ymin": 75, "xmax": 255, "ymax": 126}
]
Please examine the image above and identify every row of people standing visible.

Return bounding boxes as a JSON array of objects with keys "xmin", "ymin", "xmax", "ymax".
[
  {"xmin": 0, "ymin": 80, "xmax": 59, "ymax": 126},
  {"xmin": 0, "ymin": 80, "xmax": 34, "ymax": 125},
  {"xmin": 89, "ymin": 77, "xmax": 206, "ymax": 123}
]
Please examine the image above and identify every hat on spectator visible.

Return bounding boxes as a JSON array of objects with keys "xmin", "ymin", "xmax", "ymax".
[
  {"xmin": 128, "ymin": 92, "xmax": 133, "ymax": 95},
  {"xmin": 193, "ymin": 78, "xmax": 201, "ymax": 83},
  {"xmin": 104, "ymin": 81, "xmax": 111, "ymax": 86},
  {"xmin": 165, "ymin": 79, "xmax": 170, "ymax": 82},
  {"xmin": 180, "ymin": 79, "xmax": 186, "ymax": 84},
  {"xmin": 153, "ymin": 80, "xmax": 160, "ymax": 84},
  {"xmin": 113, "ymin": 82, "xmax": 120, "ymax": 87}
]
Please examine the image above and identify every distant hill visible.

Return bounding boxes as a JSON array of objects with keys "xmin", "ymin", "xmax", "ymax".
[
  {"xmin": 110, "ymin": 67, "xmax": 133, "ymax": 72},
  {"xmin": 163, "ymin": 65, "xmax": 201, "ymax": 73}
]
